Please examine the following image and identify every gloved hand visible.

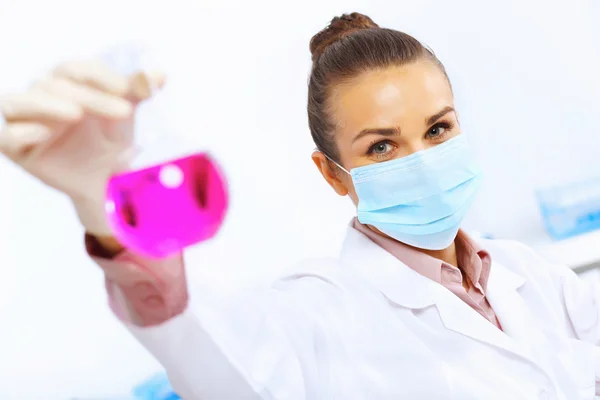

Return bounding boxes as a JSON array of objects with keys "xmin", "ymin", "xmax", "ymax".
[{"xmin": 0, "ymin": 60, "xmax": 164, "ymax": 237}]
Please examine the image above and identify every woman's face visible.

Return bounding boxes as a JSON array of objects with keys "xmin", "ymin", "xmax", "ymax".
[{"xmin": 313, "ymin": 60, "xmax": 460, "ymax": 204}]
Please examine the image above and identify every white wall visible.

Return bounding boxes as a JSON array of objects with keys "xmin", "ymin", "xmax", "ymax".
[{"xmin": 0, "ymin": 0, "xmax": 598, "ymax": 398}]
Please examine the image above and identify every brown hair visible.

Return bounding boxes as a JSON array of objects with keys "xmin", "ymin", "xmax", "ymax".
[{"xmin": 307, "ymin": 12, "xmax": 449, "ymax": 164}]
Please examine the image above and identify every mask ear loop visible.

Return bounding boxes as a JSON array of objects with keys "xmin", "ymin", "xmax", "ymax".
[{"xmin": 319, "ymin": 149, "xmax": 351, "ymax": 175}]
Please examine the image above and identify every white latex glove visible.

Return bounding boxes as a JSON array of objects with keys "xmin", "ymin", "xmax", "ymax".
[{"xmin": 0, "ymin": 60, "xmax": 165, "ymax": 237}]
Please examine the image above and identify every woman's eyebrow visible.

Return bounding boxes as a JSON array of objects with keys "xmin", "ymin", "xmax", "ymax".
[{"xmin": 426, "ymin": 106, "xmax": 455, "ymax": 126}]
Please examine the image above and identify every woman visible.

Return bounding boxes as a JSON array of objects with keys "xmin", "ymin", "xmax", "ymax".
[{"xmin": 1, "ymin": 12, "xmax": 599, "ymax": 399}]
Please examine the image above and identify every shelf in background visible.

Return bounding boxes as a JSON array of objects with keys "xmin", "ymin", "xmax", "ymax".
[{"xmin": 530, "ymin": 229, "xmax": 600, "ymax": 271}]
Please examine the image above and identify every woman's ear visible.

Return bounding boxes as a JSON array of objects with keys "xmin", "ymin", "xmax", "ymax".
[{"xmin": 312, "ymin": 151, "xmax": 349, "ymax": 196}]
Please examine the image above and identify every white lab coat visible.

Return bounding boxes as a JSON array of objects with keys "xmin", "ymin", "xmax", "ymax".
[{"xmin": 124, "ymin": 225, "xmax": 600, "ymax": 399}]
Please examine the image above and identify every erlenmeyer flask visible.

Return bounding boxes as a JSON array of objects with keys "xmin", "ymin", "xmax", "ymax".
[{"xmin": 101, "ymin": 45, "xmax": 229, "ymax": 258}]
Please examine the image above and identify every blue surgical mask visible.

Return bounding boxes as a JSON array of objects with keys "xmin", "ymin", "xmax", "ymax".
[{"xmin": 332, "ymin": 134, "xmax": 482, "ymax": 250}]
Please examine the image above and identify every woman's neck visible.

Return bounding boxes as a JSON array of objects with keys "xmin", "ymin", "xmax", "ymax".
[{"xmin": 420, "ymin": 245, "xmax": 458, "ymax": 268}]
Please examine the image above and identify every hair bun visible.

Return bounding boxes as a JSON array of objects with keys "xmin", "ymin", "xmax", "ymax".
[{"xmin": 310, "ymin": 13, "xmax": 379, "ymax": 61}]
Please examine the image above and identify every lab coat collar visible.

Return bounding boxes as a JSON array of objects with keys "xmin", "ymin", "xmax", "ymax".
[{"xmin": 341, "ymin": 224, "xmax": 535, "ymax": 361}]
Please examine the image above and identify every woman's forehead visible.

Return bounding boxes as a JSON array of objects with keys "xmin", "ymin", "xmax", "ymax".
[{"xmin": 328, "ymin": 61, "xmax": 454, "ymax": 133}]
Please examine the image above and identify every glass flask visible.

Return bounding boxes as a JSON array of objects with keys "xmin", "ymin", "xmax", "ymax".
[{"xmin": 100, "ymin": 45, "xmax": 229, "ymax": 258}]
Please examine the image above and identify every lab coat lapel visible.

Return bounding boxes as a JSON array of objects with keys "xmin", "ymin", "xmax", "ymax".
[
  {"xmin": 432, "ymin": 261, "xmax": 532, "ymax": 359},
  {"xmin": 341, "ymin": 225, "xmax": 534, "ymax": 361},
  {"xmin": 484, "ymin": 261, "xmax": 534, "ymax": 355}
]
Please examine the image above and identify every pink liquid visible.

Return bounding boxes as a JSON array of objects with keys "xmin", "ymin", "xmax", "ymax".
[{"xmin": 105, "ymin": 153, "xmax": 229, "ymax": 258}]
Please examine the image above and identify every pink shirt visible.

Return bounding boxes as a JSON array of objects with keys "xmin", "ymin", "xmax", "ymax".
[{"xmin": 352, "ymin": 218, "xmax": 502, "ymax": 330}]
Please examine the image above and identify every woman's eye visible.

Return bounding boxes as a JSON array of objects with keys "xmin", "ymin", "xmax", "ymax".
[
  {"xmin": 369, "ymin": 141, "xmax": 393, "ymax": 155},
  {"xmin": 427, "ymin": 125, "xmax": 446, "ymax": 138},
  {"xmin": 425, "ymin": 122, "xmax": 452, "ymax": 140}
]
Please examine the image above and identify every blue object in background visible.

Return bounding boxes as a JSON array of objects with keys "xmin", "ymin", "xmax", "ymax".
[
  {"xmin": 133, "ymin": 373, "xmax": 180, "ymax": 400},
  {"xmin": 536, "ymin": 177, "xmax": 600, "ymax": 240}
]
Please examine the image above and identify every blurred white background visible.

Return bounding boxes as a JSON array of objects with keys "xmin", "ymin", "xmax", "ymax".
[{"xmin": 0, "ymin": 0, "xmax": 598, "ymax": 398}]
